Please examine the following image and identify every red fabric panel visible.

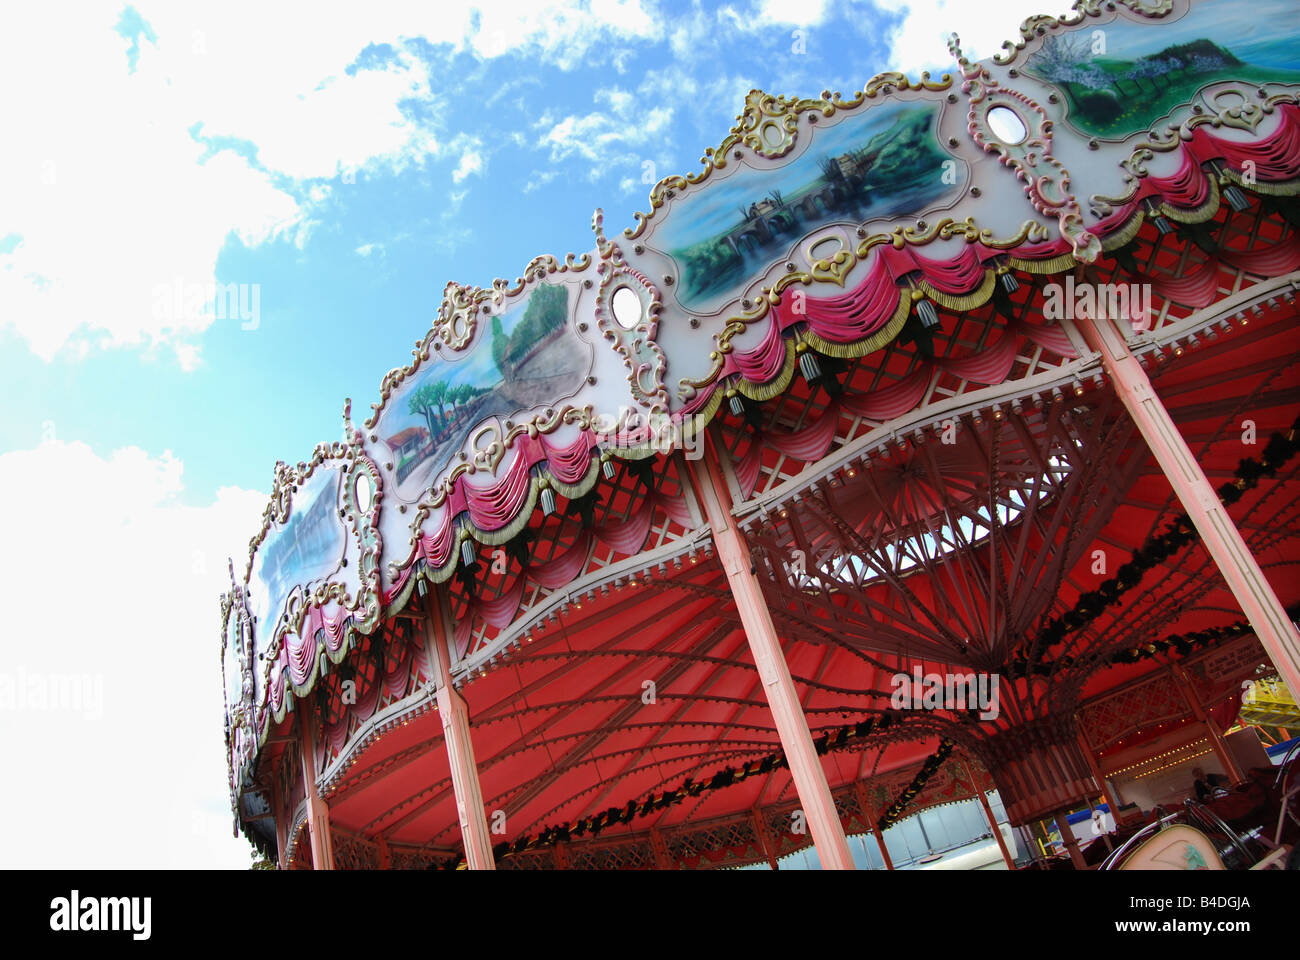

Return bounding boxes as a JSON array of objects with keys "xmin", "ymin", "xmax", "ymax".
[
  {"xmin": 841, "ymin": 367, "xmax": 931, "ymax": 421},
  {"xmin": 760, "ymin": 401, "xmax": 840, "ymax": 461},
  {"xmin": 527, "ymin": 531, "xmax": 593, "ymax": 589}
]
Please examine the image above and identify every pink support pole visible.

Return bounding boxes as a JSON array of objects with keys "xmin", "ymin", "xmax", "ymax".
[
  {"xmin": 689, "ymin": 441, "xmax": 856, "ymax": 870},
  {"xmin": 299, "ymin": 710, "xmax": 335, "ymax": 870},
  {"xmin": 1074, "ymin": 312, "xmax": 1300, "ymax": 699},
  {"xmin": 424, "ymin": 586, "xmax": 496, "ymax": 870}
]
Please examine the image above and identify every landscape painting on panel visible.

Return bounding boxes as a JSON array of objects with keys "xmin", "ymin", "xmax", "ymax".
[
  {"xmin": 378, "ymin": 282, "xmax": 588, "ymax": 498},
  {"xmin": 1023, "ymin": 0, "xmax": 1300, "ymax": 139},
  {"xmin": 656, "ymin": 102, "xmax": 957, "ymax": 312},
  {"xmin": 250, "ymin": 467, "xmax": 345, "ymax": 645}
]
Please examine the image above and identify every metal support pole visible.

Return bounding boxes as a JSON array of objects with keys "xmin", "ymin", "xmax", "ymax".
[
  {"xmin": 1055, "ymin": 807, "xmax": 1088, "ymax": 871},
  {"xmin": 423, "ymin": 584, "xmax": 496, "ymax": 870},
  {"xmin": 299, "ymin": 708, "xmax": 335, "ymax": 870},
  {"xmin": 751, "ymin": 807, "xmax": 780, "ymax": 870},
  {"xmin": 648, "ymin": 828, "xmax": 674, "ymax": 870},
  {"xmin": 872, "ymin": 827, "xmax": 894, "ymax": 871},
  {"xmin": 1073, "ymin": 310, "xmax": 1300, "ymax": 698},
  {"xmin": 688, "ymin": 440, "xmax": 855, "ymax": 870},
  {"xmin": 1173, "ymin": 665, "xmax": 1246, "ymax": 784},
  {"xmin": 271, "ymin": 758, "xmax": 290, "ymax": 870},
  {"xmin": 959, "ymin": 759, "xmax": 1013, "ymax": 869},
  {"xmin": 852, "ymin": 781, "xmax": 893, "ymax": 870},
  {"xmin": 1076, "ymin": 724, "xmax": 1124, "ymax": 821},
  {"xmin": 978, "ymin": 792, "xmax": 1015, "ymax": 870}
]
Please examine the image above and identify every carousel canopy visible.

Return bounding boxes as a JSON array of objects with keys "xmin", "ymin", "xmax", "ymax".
[{"xmin": 220, "ymin": 0, "xmax": 1300, "ymax": 868}]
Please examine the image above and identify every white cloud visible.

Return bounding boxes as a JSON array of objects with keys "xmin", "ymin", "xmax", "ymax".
[
  {"xmin": 754, "ymin": 0, "xmax": 829, "ymax": 26},
  {"xmin": 467, "ymin": 0, "xmax": 661, "ymax": 67},
  {"xmin": 535, "ymin": 99, "xmax": 673, "ymax": 167},
  {"xmin": 452, "ymin": 146, "xmax": 485, "ymax": 183},
  {"xmin": 355, "ymin": 242, "xmax": 385, "ymax": 258},
  {"xmin": 876, "ymin": 0, "xmax": 1078, "ymax": 76},
  {"xmin": 0, "ymin": 1, "xmax": 666, "ymax": 369},
  {"xmin": 0, "ymin": 439, "xmax": 266, "ymax": 867},
  {"xmin": 520, "ymin": 169, "xmax": 562, "ymax": 194},
  {"xmin": 432, "ymin": 190, "xmax": 473, "ymax": 254},
  {"xmin": 0, "ymin": 9, "xmax": 303, "ymax": 366}
]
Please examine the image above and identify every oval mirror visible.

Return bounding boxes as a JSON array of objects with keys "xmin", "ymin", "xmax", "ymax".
[
  {"xmin": 612, "ymin": 285, "xmax": 642, "ymax": 330},
  {"xmin": 354, "ymin": 472, "xmax": 373, "ymax": 514},
  {"xmin": 987, "ymin": 105, "xmax": 1027, "ymax": 145}
]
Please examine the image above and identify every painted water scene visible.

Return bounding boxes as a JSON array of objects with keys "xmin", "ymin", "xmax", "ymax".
[
  {"xmin": 380, "ymin": 281, "xmax": 588, "ymax": 497},
  {"xmin": 250, "ymin": 467, "xmax": 345, "ymax": 645},
  {"xmin": 657, "ymin": 102, "xmax": 956, "ymax": 311},
  {"xmin": 1024, "ymin": 0, "xmax": 1300, "ymax": 139}
]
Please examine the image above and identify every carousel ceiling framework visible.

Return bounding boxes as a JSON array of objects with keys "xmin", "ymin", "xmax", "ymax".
[{"xmin": 220, "ymin": 0, "xmax": 1300, "ymax": 869}]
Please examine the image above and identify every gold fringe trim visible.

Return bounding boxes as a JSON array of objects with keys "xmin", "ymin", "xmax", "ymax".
[
  {"xmin": 919, "ymin": 269, "xmax": 997, "ymax": 312},
  {"xmin": 1008, "ymin": 251, "xmax": 1077, "ymax": 274},
  {"xmin": 1100, "ymin": 211, "xmax": 1144, "ymax": 252},
  {"xmin": 803, "ymin": 293, "xmax": 912, "ymax": 359},
  {"xmin": 737, "ymin": 343, "xmax": 798, "ymax": 402},
  {"xmin": 1162, "ymin": 177, "xmax": 1220, "ymax": 224},
  {"xmin": 1225, "ymin": 169, "xmax": 1300, "ymax": 198}
]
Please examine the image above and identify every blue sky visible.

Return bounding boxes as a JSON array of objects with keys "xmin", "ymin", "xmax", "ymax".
[
  {"xmin": 0, "ymin": 0, "xmax": 1076, "ymax": 867},
  {"xmin": 2, "ymin": 0, "xmax": 919, "ymax": 504},
  {"xmin": 0, "ymin": 0, "xmax": 1076, "ymax": 504}
]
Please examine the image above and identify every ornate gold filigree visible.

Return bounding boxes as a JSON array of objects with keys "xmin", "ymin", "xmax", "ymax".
[
  {"xmin": 431, "ymin": 280, "xmax": 481, "ymax": 352},
  {"xmin": 989, "ymin": 0, "xmax": 1174, "ymax": 68},
  {"xmin": 363, "ymin": 254, "xmax": 592, "ymax": 431},
  {"xmin": 951, "ymin": 34, "xmax": 1101, "ymax": 263},
  {"xmin": 593, "ymin": 210, "xmax": 670, "ymax": 414},
  {"xmin": 241, "ymin": 444, "xmax": 385, "ymax": 728},
  {"xmin": 624, "ymin": 76, "xmax": 953, "ymax": 241}
]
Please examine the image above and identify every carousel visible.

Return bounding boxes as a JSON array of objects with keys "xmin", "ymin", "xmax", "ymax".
[{"xmin": 221, "ymin": 0, "xmax": 1300, "ymax": 870}]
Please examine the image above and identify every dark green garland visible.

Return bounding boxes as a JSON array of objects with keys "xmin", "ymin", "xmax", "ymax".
[
  {"xmin": 876, "ymin": 738, "xmax": 956, "ymax": 833},
  {"xmin": 1016, "ymin": 415, "xmax": 1300, "ymax": 669},
  {"xmin": 435, "ymin": 711, "xmax": 928, "ymax": 866},
  {"xmin": 1008, "ymin": 601, "xmax": 1300, "ymax": 679}
]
